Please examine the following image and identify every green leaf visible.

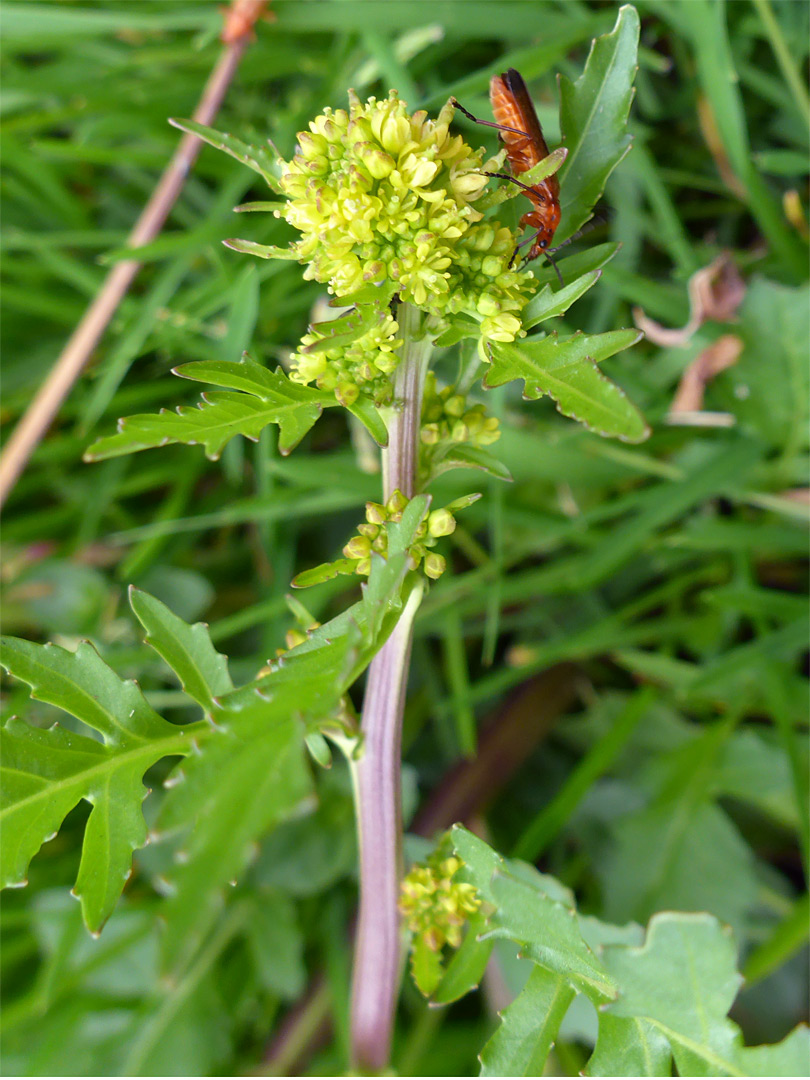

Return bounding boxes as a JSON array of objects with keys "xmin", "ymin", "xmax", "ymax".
[
  {"xmin": 222, "ymin": 237, "xmax": 300, "ymax": 260},
  {"xmin": 344, "ymin": 395, "xmax": 389, "ymax": 446},
  {"xmin": 737, "ymin": 1026, "xmax": 810, "ymax": 1077},
  {"xmin": 410, "ymin": 934, "xmax": 445, "ymax": 998},
  {"xmin": 129, "ymin": 587, "xmax": 233, "ymax": 715},
  {"xmin": 477, "ymin": 146, "xmax": 568, "ymax": 211},
  {"xmin": 429, "ymin": 443, "xmax": 513, "ymax": 483},
  {"xmin": 243, "ymin": 890, "xmax": 306, "ymax": 1000},
  {"xmin": 601, "ymin": 912, "xmax": 743, "ymax": 1076},
  {"xmin": 0, "ymin": 638, "xmax": 200, "ymax": 931},
  {"xmin": 432, "ymin": 912, "xmax": 494, "ymax": 1005},
  {"xmin": 291, "ymin": 558, "xmax": 358, "ymax": 589},
  {"xmin": 522, "ymin": 270, "xmax": 602, "ymax": 328},
  {"xmin": 479, "ymin": 966, "xmax": 576, "ymax": 1077},
  {"xmin": 85, "ymin": 371, "xmax": 324, "ymax": 461},
  {"xmin": 305, "ymin": 299, "xmax": 393, "ymax": 353},
  {"xmin": 530, "ymin": 241, "xmax": 621, "ymax": 289},
  {"xmin": 487, "ymin": 331, "xmax": 648, "ymax": 442},
  {"xmin": 586, "ymin": 1014, "xmax": 672, "ymax": 1077},
  {"xmin": 168, "ymin": 118, "xmax": 282, "ymax": 193},
  {"xmin": 233, "ymin": 200, "xmax": 286, "ymax": 212},
  {"xmin": 557, "ymin": 4, "xmax": 640, "ymax": 239},
  {"xmin": 433, "ymin": 313, "xmax": 483, "ymax": 347},
  {"xmin": 155, "ymin": 705, "xmax": 313, "ymax": 977},
  {"xmin": 486, "ymin": 871, "xmax": 617, "ymax": 1002}
]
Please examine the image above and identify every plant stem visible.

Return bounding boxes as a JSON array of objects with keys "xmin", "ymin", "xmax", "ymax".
[{"xmin": 349, "ymin": 302, "xmax": 431, "ymax": 1072}]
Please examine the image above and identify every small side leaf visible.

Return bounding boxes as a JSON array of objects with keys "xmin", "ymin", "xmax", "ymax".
[
  {"xmin": 169, "ymin": 118, "xmax": 282, "ymax": 193},
  {"xmin": 523, "ymin": 270, "xmax": 602, "ymax": 328},
  {"xmin": 433, "ymin": 912, "xmax": 494, "ymax": 1005},
  {"xmin": 129, "ymin": 587, "xmax": 232, "ymax": 714},
  {"xmin": 345, "ymin": 395, "xmax": 389, "ymax": 446},
  {"xmin": 223, "ymin": 237, "xmax": 300, "ymax": 260},
  {"xmin": 429, "ymin": 444, "xmax": 513, "ymax": 483}
]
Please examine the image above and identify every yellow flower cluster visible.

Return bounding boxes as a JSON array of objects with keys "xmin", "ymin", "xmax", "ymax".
[
  {"xmin": 342, "ymin": 489, "xmax": 458, "ymax": 581},
  {"xmin": 277, "ymin": 90, "xmax": 535, "ymax": 348},
  {"xmin": 399, "ymin": 854, "xmax": 481, "ymax": 952},
  {"xmin": 289, "ymin": 309, "xmax": 403, "ymax": 405},
  {"xmin": 420, "ymin": 371, "xmax": 500, "ymax": 449}
]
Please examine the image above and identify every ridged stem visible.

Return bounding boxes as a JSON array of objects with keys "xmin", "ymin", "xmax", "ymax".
[{"xmin": 349, "ymin": 302, "xmax": 431, "ymax": 1072}]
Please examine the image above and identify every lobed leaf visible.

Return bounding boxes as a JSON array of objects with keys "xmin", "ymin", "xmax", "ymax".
[
  {"xmin": 451, "ymin": 828, "xmax": 807, "ymax": 1078},
  {"xmin": 487, "ymin": 331, "xmax": 648, "ymax": 442},
  {"xmin": 129, "ymin": 586, "xmax": 233, "ymax": 715},
  {"xmin": 85, "ymin": 369, "xmax": 325, "ymax": 462},
  {"xmin": 0, "ymin": 636, "xmax": 202, "ymax": 931}
]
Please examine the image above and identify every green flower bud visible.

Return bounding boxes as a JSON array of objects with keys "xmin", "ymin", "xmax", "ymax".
[
  {"xmin": 428, "ymin": 509, "xmax": 456, "ymax": 537},
  {"xmin": 387, "ymin": 489, "xmax": 408, "ymax": 515},
  {"xmin": 445, "ymin": 394, "xmax": 465, "ymax": 418},
  {"xmin": 344, "ymin": 535, "xmax": 371, "ymax": 559},
  {"xmin": 424, "ymin": 552, "xmax": 446, "ymax": 579},
  {"xmin": 366, "ymin": 501, "xmax": 387, "ymax": 525}
]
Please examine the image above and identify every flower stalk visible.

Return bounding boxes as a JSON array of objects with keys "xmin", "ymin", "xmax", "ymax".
[{"xmin": 349, "ymin": 302, "xmax": 431, "ymax": 1071}]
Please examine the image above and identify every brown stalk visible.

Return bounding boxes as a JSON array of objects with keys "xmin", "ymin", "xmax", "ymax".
[{"xmin": 0, "ymin": 1, "xmax": 269, "ymax": 509}]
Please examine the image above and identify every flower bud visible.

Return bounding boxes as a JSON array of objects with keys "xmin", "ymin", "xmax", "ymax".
[
  {"xmin": 428, "ymin": 509, "xmax": 456, "ymax": 537},
  {"xmin": 424, "ymin": 552, "xmax": 446, "ymax": 579},
  {"xmin": 366, "ymin": 501, "xmax": 387, "ymax": 525},
  {"xmin": 343, "ymin": 535, "xmax": 371, "ymax": 559}
]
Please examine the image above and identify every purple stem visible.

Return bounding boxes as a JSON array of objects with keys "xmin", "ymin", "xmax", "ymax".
[{"xmin": 349, "ymin": 303, "xmax": 431, "ymax": 1072}]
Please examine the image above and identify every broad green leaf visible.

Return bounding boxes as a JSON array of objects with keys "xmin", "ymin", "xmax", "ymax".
[
  {"xmin": 601, "ymin": 801, "xmax": 758, "ymax": 937},
  {"xmin": 557, "ymin": 5, "xmax": 640, "ymax": 239},
  {"xmin": 601, "ymin": 912, "xmax": 743, "ymax": 1076},
  {"xmin": 168, "ymin": 118, "xmax": 282, "ymax": 192},
  {"xmin": 586, "ymin": 1014, "xmax": 672, "ymax": 1077},
  {"xmin": 152, "ymin": 531, "xmax": 425, "ymax": 974},
  {"xmin": 479, "ymin": 966, "xmax": 576, "ymax": 1077},
  {"xmin": 243, "ymin": 890, "xmax": 306, "ymax": 1000},
  {"xmin": 486, "ymin": 871, "xmax": 617, "ymax": 1003},
  {"xmin": 530, "ymin": 241, "xmax": 620, "ymax": 289},
  {"xmin": 737, "ymin": 1026, "xmax": 810, "ymax": 1077},
  {"xmin": 0, "ymin": 638, "xmax": 201, "ymax": 930},
  {"xmin": 487, "ymin": 331, "xmax": 648, "ymax": 443},
  {"xmin": 173, "ymin": 355, "xmax": 285, "ymax": 396},
  {"xmin": 522, "ymin": 270, "xmax": 601, "ymax": 328},
  {"xmin": 452, "ymin": 827, "xmax": 615, "ymax": 1002},
  {"xmin": 85, "ymin": 375, "xmax": 324, "ymax": 462},
  {"xmin": 129, "ymin": 587, "xmax": 233, "ymax": 715},
  {"xmin": 155, "ymin": 707, "xmax": 313, "ymax": 977}
]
